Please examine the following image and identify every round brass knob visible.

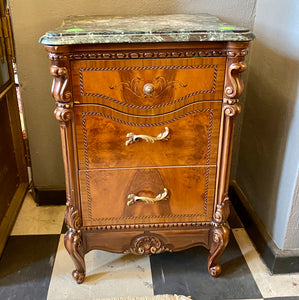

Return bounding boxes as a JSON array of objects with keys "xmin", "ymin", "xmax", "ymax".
[{"xmin": 143, "ymin": 83, "xmax": 155, "ymax": 95}]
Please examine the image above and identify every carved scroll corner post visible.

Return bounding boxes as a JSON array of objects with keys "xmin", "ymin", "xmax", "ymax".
[
  {"xmin": 208, "ymin": 224, "xmax": 230, "ymax": 278},
  {"xmin": 224, "ymin": 55, "xmax": 247, "ymax": 103},
  {"xmin": 50, "ymin": 64, "xmax": 72, "ymax": 103}
]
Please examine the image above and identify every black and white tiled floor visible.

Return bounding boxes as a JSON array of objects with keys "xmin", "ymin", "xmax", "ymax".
[{"xmin": 1, "ymin": 192, "xmax": 299, "ymax": 300}]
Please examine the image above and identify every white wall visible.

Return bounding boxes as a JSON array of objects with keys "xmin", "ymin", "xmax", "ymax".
[
  {"xmin": 10, "ymin": 0, "xmax": 256, "ymax": 188},
  {"xmin": 237, "ymin": 0, "xmax": 299, "ymax": 249}
]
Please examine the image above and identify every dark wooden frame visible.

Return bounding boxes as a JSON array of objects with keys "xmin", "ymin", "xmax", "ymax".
[{"xmin": 0, "ymin": 4, "xmax": 28, "ymax": 257}]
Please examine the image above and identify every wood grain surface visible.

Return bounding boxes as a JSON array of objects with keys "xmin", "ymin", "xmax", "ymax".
[
  {"xmin": 75, "ymin": 101, "xmax": 221, "ymax": 169},
  {"xmin": 71, "ymin": 57, "xmax": 225, "ymax": 115},
  {"xmin": 79, "ymin": 166, "xmax": 216, "ymax": 226}
]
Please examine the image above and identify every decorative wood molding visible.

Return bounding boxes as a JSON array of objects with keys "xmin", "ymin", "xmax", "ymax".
[
  {"xmin": 81, "ymin": 221, "xmax": 212, "ymax": 231},
  {"xmin": 48, "ymin": 48, "xmax": 249, "ymax": 61},
  {"xmin": 213, "ymin": 197, "xmax": 230, "ymax": 224},
  {"xmin": 54, "ymin": 102, "xmax": 73, "ymax": 122},
  {"xmin": 65, "ymin": 201, "xmax": 82, "ymax": 230},
  {"xmin": 208, "ymin": 224, "xmax": 230, "ymax": 277},
  {"xmin": 125, "ymin": 234, "xmax": 172, "ymax": 255},
  {"xmin": 50, "ymin": 65, "xmax": 72, "ymax": 103},
  {"xmin": 224, "ymin": 61, "xmax": 247, "ymax": 100},
  {"xmin": 64, "ymin": 229, "xmax": 86, "ymax": 284}
]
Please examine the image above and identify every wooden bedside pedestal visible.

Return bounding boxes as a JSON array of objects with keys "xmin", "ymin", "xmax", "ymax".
[{"xmin": 40, "ymin": 14, "xmax": 254, "ymax": 283}]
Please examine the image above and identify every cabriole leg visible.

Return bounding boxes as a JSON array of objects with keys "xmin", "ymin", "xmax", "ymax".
[
  {"xmin": 208, "ymin": 224, "xmax": 230, "ymax": 277},
  {"xmin": 64, "ymin": 229, "xmax": 86, "ymax": 284}
]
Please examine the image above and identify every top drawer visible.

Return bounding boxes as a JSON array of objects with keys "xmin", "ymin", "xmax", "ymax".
[{"xmin": 71, "ymin": 57, "xmax": 225, "ymax": 114}]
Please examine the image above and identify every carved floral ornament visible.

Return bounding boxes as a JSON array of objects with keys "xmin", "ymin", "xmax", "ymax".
[{"xmin": 126, "ymin": 234, "xmax": 172, "ymax": 255}]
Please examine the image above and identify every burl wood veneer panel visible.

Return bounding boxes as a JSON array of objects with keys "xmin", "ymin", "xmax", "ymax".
[
  {"xmin": 75, "ymin": 101, "xmax": 221, "ymax": 169},
  {"xmin": 79, "ymin": 166, "xmax": 216, "ymax": 226},
  {"xmin": 71, "ymin": 57, "xmax": 225, "ymax": 114}
]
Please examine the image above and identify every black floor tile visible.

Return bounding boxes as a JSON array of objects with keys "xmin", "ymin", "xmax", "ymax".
[
  {"xmin": 61, "ymin": 221, "xmax": 67, "ymax": 234},
  {"xmin": 150, "ymin": 234, "xmax": 262, "ymax": 300},
  {"xmin": 0, "ymin": 235, "xmax": 60, "ymax": 300}
]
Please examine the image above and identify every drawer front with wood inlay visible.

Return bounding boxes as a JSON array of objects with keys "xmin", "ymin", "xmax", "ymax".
[
  {"xmin": 71, "ymin": 57, "xmax": 225, "ymax": 114},
  {"xmin": 79, "ymin": 166, "xmax": 216, "ymax": 227},
  {"xmin": 75, "ymin": 101, "xmax": 222, "ymax": 169}
]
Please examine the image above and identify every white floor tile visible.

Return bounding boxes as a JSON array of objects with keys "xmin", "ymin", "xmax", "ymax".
[
  {"xmin": 11, "ymin": 191, "xmax": 65, "ymax": 235},
  {"xmin": 233, "ymin": 228, "xmax": 299, "ymax": 298},
  {"xmin": 47, "ymin": 235, "xmax": 154, "ymax": 300}
]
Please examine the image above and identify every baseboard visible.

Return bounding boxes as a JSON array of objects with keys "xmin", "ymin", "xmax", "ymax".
[
  {"xmin": 33, "ymin": 186, "xmax": 66, "ymax": 206},
  {"xmin": 229, "ymin": 180, "xmax": 299, "ymax": 274}
]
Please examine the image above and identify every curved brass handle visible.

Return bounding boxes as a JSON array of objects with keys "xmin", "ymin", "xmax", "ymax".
[
  {"xmin": 127, "ymin": 188, "xmax": 168, "ymax": 206},
  {"xmin": 125, "ymin": 127, "xmax": 169, "ymax": 146}
]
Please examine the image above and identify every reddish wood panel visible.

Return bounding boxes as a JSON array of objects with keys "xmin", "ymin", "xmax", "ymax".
[
  {"xmin": 71, "ymin": 57, "xmax": 225, "ymax": 114},
  {"xmin": 75, "ymin": 101, "xmax": 221, "ymax": 169},
  {"xmin": 83, "ymin": 229, "xmax": 210, "ymax": 253},
  {"xmin": 79, "ymin": 166, "xmax": 216, "ymax": 226}
]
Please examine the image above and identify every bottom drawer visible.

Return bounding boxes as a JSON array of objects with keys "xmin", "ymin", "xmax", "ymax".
[{"xmin": 79, "ymin": 166, "xmax": 216, "ymax": 227}]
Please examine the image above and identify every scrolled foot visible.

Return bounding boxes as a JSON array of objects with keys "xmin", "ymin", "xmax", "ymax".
[
  {"xmin": 208, "ymin": 264, "xmax": 221, "ymax": 277},
  {"xmin": 72, "ymin": 270, "xmax": 86, "ymax": 284}
]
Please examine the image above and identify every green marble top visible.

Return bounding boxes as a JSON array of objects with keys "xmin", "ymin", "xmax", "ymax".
[{"xmin": 39, "ymin": 14, "xmax": 255, "ymax": 45}]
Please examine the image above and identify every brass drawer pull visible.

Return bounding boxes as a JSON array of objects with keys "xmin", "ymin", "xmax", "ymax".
[
  {"xmin": 125, "ymin": 127, "xmax": 169, "ymax": 146},
  {"xmin": 127, "ymin": 188, "xmax": 168, "ymax": 206}
]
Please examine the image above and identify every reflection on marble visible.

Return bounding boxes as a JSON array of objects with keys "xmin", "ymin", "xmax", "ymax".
[
  {"xmin": 47, "ymin": 235, "xmax": 154, "ymax": 300},
  {"xmin": 39, "ymin": 14, "xmax": 255, "ymax": 45},
  {"xmin": 11, "ymin": 191, "xmax": 65, "ymax": 235},
  {"xmin": 233, "ymin": 228, "xmax": 299, "ymax": 298}
]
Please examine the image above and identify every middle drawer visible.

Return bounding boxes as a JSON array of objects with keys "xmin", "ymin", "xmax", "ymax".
[{"xmin": 75, "ymin": 101, "xmax": 221, "ymax": 169}]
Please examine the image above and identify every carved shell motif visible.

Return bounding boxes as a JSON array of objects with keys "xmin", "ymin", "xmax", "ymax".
[{"xmin": 125, "ymin": 235, "xmax": 172, "ymax": 255}]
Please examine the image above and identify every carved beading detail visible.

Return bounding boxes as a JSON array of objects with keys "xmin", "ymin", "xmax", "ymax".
[
  {"xmin": 125, "ymin": 234, "xmax": 172, "ymax": 255},
  {"xmin": 48, "ymin": 48, "xmax": 249, "ymax": 61}
]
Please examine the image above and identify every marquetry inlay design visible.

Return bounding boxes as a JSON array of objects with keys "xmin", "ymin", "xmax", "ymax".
[
  {"xmin": 80, "ymin": 108, "xmax": 214, "ymax": 224},
  {"xmin": 78, "ymin": 64, "xmax": 218, "ymax": 109}
]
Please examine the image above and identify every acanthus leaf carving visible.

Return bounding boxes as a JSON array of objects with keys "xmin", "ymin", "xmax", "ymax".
[
  {"xmin": 124, "ymin": 234, "xmax": 172, "ymax": 255},
  {"xmin": 50, "ymin": 65, "xmax": 72, "ymax": 102},
  {"xmin": 65, "ymin": 201, "xmax": 82, "ymax": 230}
]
